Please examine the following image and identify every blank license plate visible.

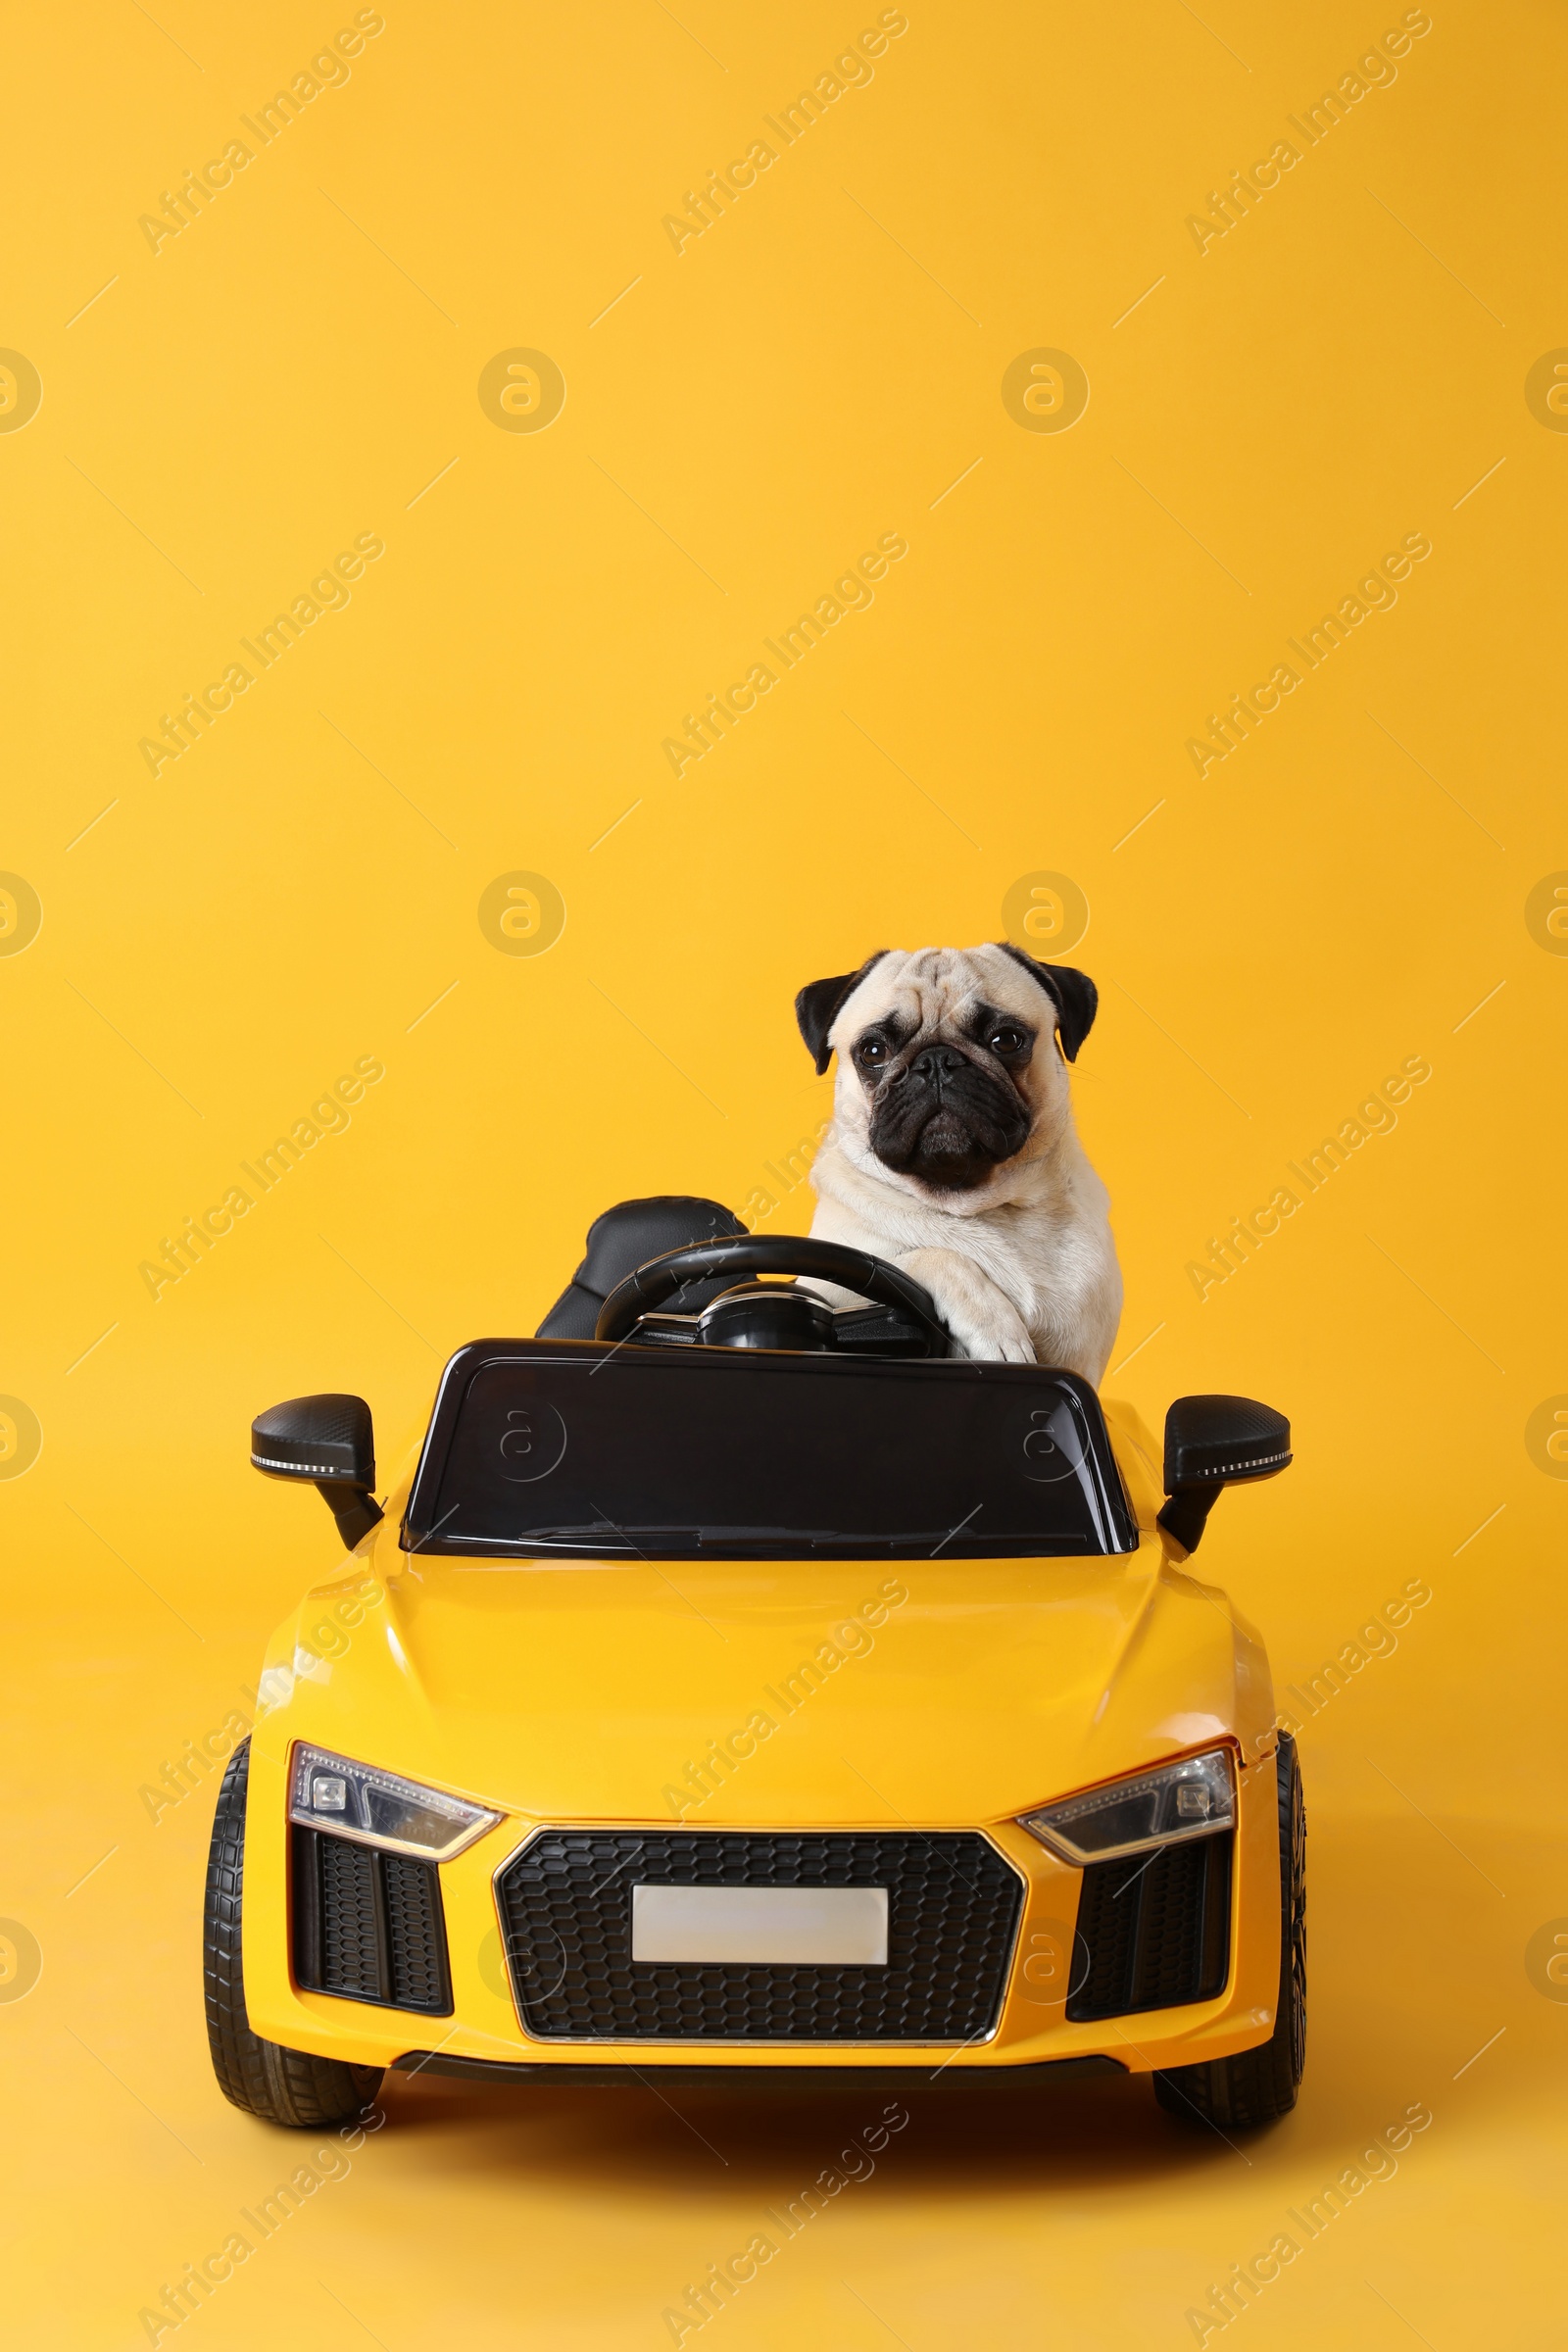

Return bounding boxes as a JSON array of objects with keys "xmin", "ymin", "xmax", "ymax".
[{"xmin": 631, "ymin": 1884, "xmax": 889, "ymax": 1966}]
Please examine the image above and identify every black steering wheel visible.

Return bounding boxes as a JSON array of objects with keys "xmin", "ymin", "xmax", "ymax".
[{"xmin": 595, "ymin": 1234, "xmax": 951, "ymax": 1358}]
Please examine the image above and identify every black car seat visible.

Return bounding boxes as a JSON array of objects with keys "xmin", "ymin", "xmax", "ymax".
[{"xmin": 535, "ymin": 1196, "xmax": 749, "ymax": 1340}]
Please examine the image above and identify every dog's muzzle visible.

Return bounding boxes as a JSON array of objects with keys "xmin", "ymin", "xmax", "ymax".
[{"xmin": 868, "ymin": 1044, "xmax": 1030, "ymax": 1191}]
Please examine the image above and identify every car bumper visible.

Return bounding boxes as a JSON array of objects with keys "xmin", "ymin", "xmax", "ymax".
[{"xmin": 242, "ymin": 1744, "xmax": 1283, "ymax": 2078}]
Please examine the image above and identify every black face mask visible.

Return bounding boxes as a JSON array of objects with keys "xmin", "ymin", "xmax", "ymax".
[{"xmin": 866, "ymin": 1040, "xmax": 1031, "ymax": 1192}]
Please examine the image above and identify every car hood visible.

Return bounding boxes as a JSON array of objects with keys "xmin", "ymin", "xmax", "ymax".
[{"xmin": 261, "ymin": 1522, "xmax": 1276, "ymax": 1828}]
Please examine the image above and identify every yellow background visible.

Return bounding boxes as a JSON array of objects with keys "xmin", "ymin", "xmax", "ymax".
[{"xmin": 4, "ymin": 0, "xmax": 1563, "ymax": 2342}]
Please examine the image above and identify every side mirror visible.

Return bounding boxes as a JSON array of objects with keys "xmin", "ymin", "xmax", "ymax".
[
  {"xmin": 1156, "ymin": 1395, "xmax": 1291, "ymax": 1554},
  {"xmin": 251, "ymin": 1394, "xmax": 384, "ymax": 1550}
]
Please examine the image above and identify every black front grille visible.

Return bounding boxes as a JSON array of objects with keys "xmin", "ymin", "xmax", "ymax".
[
  {"xmin": 292, "ymin": 1827, "xmax": 452, "ymax": 2015},
  {"xmin": 494, "ymin": 1831, "xmax": 1024, "ymax": 2042},
  {"xmin": 1065, "ymin": 1834, "xmax": 1232, "ymax": 2022}
]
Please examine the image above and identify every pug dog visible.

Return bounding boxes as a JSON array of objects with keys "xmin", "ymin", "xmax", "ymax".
[{"xmin": 795, "ymin": 944, "xmax": 1122, "ymax": 1381}]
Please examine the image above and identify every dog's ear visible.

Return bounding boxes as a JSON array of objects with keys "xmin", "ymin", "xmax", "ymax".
[
  {"xmin": 995, "ymin": 944, "xmax": 1098, "ymax": 1062},
  {"xmin": 795, "ymin": 952, "xmax": 890, "ymax": 1076}
]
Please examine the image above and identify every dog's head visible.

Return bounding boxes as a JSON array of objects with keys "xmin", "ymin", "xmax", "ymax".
[{"xmin": 795, "ymin": 944, "xmax": 1098, "ymax": 1200}]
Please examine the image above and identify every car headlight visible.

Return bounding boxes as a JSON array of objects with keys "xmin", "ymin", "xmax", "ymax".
[
  {"xmin": 1017, "ymin": 1746, "xmax": 1235, "ymax": 1865},
  {"xmin": 289, "ymin": 1742, "xmax": 501, "ymax": 1862}
]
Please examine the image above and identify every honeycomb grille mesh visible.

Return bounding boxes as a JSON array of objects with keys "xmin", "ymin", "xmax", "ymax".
[
  {"xmin": 494, "ymin": 1830, "xmax": 1023, "ymax": 2042},
  {"xmin": 293, "ymin": 1828, "xmax": 452, "ymax": 2016},
  {"xmin": 318, "ymin": 1835, "xmax": 380, "ymax": 1998},
  {"xmin": 381, "ymin": 1851, "xmax": 448, "ymax": 2012},
  {"xmin": 1065, "ymin": 1833, "xmax": 1232, "ymax": 2022}
]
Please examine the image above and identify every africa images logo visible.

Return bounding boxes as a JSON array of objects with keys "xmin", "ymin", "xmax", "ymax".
[
  {"xmin": 660, "ymin": 11, "xmax": 909, "ymax": 255},
  {"xmin": 662, "ymin": 532, "xmax": 908, "ymax": 774},
  {"xmin": 137, "ymin": 535, "xmax": 385, "ymax": 777},
  {"xmin": 1186, "ymin": 533, "xmax": 1432, "ymax": 776},
  {"xmin": 135, "ymin": 12, "xmax": 387, "ymax": 255}
]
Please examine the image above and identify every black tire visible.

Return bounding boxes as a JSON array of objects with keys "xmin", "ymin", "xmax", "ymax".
[
  {"xmin": 1153, "ymin": 1733, "xmax": 1305, "ymax": 2132},
  {"xmin": 204, "ymin": 1739, "xmax": 385, "ymax": 2128}
]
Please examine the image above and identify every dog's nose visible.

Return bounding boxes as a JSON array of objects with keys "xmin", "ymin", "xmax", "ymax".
[{"xmin": 907, "ymin": 1045, "xmax": 966, "ymax": 1088}]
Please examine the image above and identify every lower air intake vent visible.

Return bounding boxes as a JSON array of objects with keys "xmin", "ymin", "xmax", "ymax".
[
  {"xmin": 292, "ymin": 1827, "xmax": 452, "ymax": 2016},
  {"xmin": 1065, "ymin": 1834, "xmax": 1232, "ymax": 2022},
  {"xmin": 495, "ymin": 1830, "xmax": 1023, "ymax": 2042}
]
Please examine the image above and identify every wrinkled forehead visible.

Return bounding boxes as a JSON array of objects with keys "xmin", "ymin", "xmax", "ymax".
[{"xmin": 835, "ymin": 946, "xmax": 1045, "ymax": 1041}]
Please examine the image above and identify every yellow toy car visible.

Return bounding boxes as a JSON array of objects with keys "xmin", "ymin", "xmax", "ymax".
[{"xmin": 206, "ymin": 1200, "xmax": 1303, "ymax": 2132}]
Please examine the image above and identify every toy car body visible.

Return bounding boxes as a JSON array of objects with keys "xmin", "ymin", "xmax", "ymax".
[{"xmin": 207, "ymin": 1210, "xmax": 1304, "ymax": 2131}]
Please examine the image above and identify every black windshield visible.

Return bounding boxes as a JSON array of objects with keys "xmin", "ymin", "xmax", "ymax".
[{"xmin": 403, "ymin": 1342, "xmax": 1138, "ymax": 1561}]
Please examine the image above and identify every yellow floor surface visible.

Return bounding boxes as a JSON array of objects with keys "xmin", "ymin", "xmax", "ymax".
[{"xmin": 9, "ymin": 1640, "xmax": 1565, "ymax": 2348}]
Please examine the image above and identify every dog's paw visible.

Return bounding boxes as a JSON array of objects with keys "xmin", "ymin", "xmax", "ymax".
[{"xmin": 897, "ymin": 1249, "xmax": 1036, "ymax": 1364}]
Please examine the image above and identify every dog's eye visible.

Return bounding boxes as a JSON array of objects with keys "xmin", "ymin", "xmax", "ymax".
[
  {"xmin": 989, "ymin": 1027, "xmax": 1026, "ymax": 1055},
  {"xmin": 858, "ymin": 1037, "xmax": 887, "ymax": 1064}
]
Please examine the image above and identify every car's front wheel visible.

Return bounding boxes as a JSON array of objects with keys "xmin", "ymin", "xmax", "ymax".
[
  {"xmin": 204, "ymin": 1739, "xmax": 385, "ymax": 2129},
  {"xmin": 1153, "ymin": 1732, "xmax": 1305, "ymax": 2132}
]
